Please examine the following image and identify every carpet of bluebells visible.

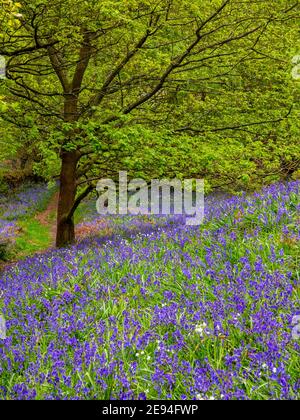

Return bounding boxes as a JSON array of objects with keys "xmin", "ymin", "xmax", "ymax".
[
  {"xmin": 0, "ymin": 181, "xmax": 299, "ymax": 400},
  {"xmin": 0, "ymin": 183, "xmax": 54, "ymax": 221}
]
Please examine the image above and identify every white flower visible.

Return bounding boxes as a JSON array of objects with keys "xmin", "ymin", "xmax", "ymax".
[
  {"xmin": 195, "ymin": 326, "xmax": 204, "ymax": 336},
  {"xmin": 0, "ymin": 315, "xmax": 6, "ymax": 340},
  {"xmin": 195, "ymin": 322, "xmax": 208, "ymax": 336}
]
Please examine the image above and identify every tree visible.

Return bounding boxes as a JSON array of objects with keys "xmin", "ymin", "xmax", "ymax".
[
  {"xmin": 0, "ymin": 0, "xmax": 299, "ymax": 246},
  {"xmin": 0, "ymin": 1, "xmax": 22, "ymax": 25}
]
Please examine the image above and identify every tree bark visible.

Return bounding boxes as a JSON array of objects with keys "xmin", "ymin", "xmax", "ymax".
[
  {"xmin": 56, "ymin": 150, "xmax": 78, "ymax": 247},
  {"xmin": 55, "ymin": 88, "xmax": 80, "ymax": 247}
]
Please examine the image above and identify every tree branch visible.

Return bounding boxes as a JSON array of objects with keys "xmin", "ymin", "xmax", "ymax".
[
  {"xmin": 175, "ymin": 105, "xmax": 293, "ymax": 134},
  {"xmin": 66, "ymin": 184, "xmax": 94, "ymax": 221}
]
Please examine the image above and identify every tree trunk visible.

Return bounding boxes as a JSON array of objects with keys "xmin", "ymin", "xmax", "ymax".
[{"xmin": 56, "ymin": 150, "xmax": 78, "ymax": 247}]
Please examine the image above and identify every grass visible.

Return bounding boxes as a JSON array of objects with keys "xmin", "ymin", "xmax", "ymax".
[
  {"xmin": 0, "ymin": 183, "xmax": 58, "ymax": 261},
  {"xmin": 15, "ymin": 219, "xmax": 52, "ymax": 257}
]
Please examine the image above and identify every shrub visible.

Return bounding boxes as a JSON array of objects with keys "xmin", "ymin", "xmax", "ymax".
[{"xmin": 0, "ymin": 221, "xmax": 17, "ymax": 261}]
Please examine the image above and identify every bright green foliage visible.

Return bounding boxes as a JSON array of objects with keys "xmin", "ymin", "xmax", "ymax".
[{"xmin": 0, "ymin": 0, "xmax": 299, "ymax": 193}]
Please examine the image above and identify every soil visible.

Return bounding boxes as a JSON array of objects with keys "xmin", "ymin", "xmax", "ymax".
[{"xmin": 35, "ymin": 192, "xmax": 59, "ymax": 245}]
